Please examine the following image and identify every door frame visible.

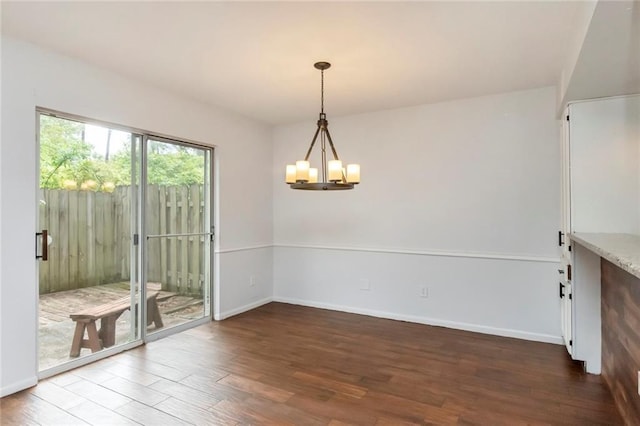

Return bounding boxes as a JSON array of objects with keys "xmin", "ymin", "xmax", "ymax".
[{"xmin": 35, "ymin": 107, "xmax": 216, "ymax": 379}]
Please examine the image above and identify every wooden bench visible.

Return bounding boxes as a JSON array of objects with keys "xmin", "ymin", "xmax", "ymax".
[{"xmin": 69, "ymin": 291, "xmax": 164, "ymax": 357}]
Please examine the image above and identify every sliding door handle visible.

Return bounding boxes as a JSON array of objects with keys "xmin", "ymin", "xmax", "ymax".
[{"xmin": 36, "ymin": 230, "xmax": 48, "ymax": 261}]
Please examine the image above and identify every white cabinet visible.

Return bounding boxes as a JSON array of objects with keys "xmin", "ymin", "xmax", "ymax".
[
  {"xmin": 558, "ymin": 257, "xmax": 572, "ymax": 356},
  {"xmin": 559, "ymin": 104, "xmax": 573, "ymax": 356},
  {"xmin": 560, "ymin": 95, "xmax": 640, "ymax": 373}
]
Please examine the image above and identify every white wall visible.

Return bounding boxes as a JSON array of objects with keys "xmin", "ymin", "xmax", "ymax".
[
  {"xmin": 557, "ymin": 0, "xmax": 597, "ymax": 114},
  {"xmin": 0, "ymin": 37, "xmax": 273, "ymax": 396},
  {"xmin": 558, "ymin": 1, "xmax": 640, "ymax": 114},
  {"xmin": 273, "ymin": 87, "xmax": 562, "ymax": 343},
  {"xmin": 569, "ymin": 95, "xmax": 640, "ymax": 234},
  {"xmin": 216, "ymin": 247, "xmax": 273, "ymax": 319}
]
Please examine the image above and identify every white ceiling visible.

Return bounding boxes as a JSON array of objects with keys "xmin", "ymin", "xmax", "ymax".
[
  {"xmin": 2, "ymin": 1, "xmax": 581, "ymax": 125},
  {"xmin": 564, "ymin": 0, "xmax": 640, "ymax": 105}
]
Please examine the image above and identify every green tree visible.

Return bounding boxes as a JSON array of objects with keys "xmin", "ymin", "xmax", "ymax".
[
  {"xmin": 40, "ymin": 115, "xmax": 205, "ymax": 190},
  {"xmin": 39, "ymin": 115, "xmax": 91, "ymax": 189},
  {"xmin": 110, "ymin": 142, "xmax": 205, "ymax": 186},
  {"xmin": 147, "ymin": 142, "xmax": 205, "ymax": 186}
]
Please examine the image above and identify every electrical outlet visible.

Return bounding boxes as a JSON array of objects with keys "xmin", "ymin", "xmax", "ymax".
[
  {"xmin": 420, "ymin": 286, "xmax": 429, "ymax": 298},
  {"xmin": 359, "ymin": 278, "xmax": 370, "ymax": 291},
  {"xmin": 249, "ymin": 275, "xmax": 255, "ymax": 287}
]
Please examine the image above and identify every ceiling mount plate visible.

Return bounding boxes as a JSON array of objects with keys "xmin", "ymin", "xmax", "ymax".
[{"xmin": 314, "ymin": 61, "xmax": 331, "ymax": 71}]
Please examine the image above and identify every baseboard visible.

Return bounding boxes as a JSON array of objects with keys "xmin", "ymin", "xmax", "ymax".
[
  {"xmin": 1, "ymin": 376, "xmax": 38, "ymax": 398},
  {"xmin": 215, "ymin": 297, "xmax": 273, "ymax": 320},
  {"xmin": 273, "ymin": 296, "xmax": 563, "ymax": 345}
]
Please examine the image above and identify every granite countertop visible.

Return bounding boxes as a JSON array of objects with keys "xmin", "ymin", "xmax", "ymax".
[{"xmin": 570, "ymin": 233, "xmax": 640, "ymax": 279}]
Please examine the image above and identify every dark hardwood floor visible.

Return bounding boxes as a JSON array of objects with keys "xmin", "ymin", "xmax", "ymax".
[{"xmin": 1, "ymin": 302, "xmax": 622, "ymax": 425}]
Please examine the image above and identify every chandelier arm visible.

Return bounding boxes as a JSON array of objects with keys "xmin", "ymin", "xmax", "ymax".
[
  {"xmin": 303, "ymin": 125, "xmax": 322, "ymax": 161},
  {"xmin": 324, "ymin": 127, "xmax": 348, "ymax": 182},
  {"xmin": 323, "ymin": 127, "xmax": 340, "ymax": 160}
]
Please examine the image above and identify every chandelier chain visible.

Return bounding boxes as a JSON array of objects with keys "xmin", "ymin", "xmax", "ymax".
[{"xmin": 321, "ymin": 69, "xmax": 324, "ymax": 114}]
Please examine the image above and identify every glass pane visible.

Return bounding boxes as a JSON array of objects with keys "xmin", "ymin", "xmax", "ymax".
[
  {"xmin": 38, "ymin": 114, "xmax": 140, "ymax": 370},
  {"xmin": 145, "ymin": 138, "xmax": 210, "ymax": 334},
  {"xmin": 146, "ymin": 236, "xmax": 209, "ymax": 330}
]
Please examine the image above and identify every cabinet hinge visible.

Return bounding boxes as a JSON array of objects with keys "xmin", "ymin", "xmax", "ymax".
[
  {"xmin": 569, "ymin": 293, "xmax": 572, "ymax": 300},
  {"xmin": 133, "ymin": 234, "xmax": 139, "ymax": 245},
  {"xmin": 566, "ymin": 115, "xmax": 570, "ymax": 122}
]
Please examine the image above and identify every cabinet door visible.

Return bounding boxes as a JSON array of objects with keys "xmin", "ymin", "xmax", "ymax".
[
  {"xmin": 559, "ymin": 107, "xmax": 573, "ymax": 354},
  {"xmin": 559, "ymin": 266, "xmax": 573, "ymax": 356}
]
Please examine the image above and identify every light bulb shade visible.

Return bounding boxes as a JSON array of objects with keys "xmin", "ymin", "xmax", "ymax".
[
  {"xmin": 285, "ymin": 165, "xmax": 297, "ymax": 184},
  {"xmin": 296, "ymin": 160, "xmax": 310, "ymax": 182},
  {"xmin": 309, "ymin": 168, "xmax": 318, "ymax": 183},
  {"xmin": 328, "ymin": 160, "xmax": 343, "ymax": 182},
  {"xmin": 346, "ymin": 164, "xmax": 360, "ymax": 183}
]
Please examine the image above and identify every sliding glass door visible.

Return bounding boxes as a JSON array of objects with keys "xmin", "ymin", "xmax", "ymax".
[
  {"xmin": 37, "ymin": 113, "xmax": 141, "ymax": 372},
  {"xmin": 37, "ymin": 111, "xmax": 213, "ymax": 375},
  {"xmin": 143, "ymin": 137, "xmax": 212, "ymax": 335}
]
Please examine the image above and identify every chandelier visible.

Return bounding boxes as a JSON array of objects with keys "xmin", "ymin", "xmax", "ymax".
[{"xmin": 285, "ymin": 62, "xmax": 360, "ymax": 190}]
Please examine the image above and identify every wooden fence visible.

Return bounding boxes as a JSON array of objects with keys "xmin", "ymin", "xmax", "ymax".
[{"xmin": 38, "ymin": 185, "xmax": 207, "ymax": 296}]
